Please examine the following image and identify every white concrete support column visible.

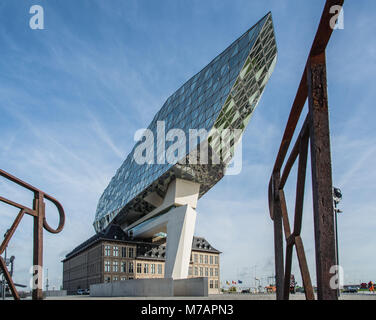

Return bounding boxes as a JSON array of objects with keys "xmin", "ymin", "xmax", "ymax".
[
  {"xmin": 128, "ymin": 205, "xmax": 197, "ymax": 279},
  {"xmin": 165, "ymin": 205, "xmax": 197, "ymax": 279},
  {"xmin": 126, "ymin": 178, "xmax": 200, "ymax": 280}
]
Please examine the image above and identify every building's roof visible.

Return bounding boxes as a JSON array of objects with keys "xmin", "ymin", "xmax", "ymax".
[
  {"xmin": 93, "ymin": 12, "xmax": 277, "ymax": 233},
  {"xmin": 63, "ymin": 224, "xmax": 220, "ymax": 262},
  {"xmin": 191, "ymin": 237, "xmax": 221, "ymax": 253},
  {"xmin": 63, "ymin": 224, "xmax": 139, "ymax": 261},
  {"xmin": 136, "ymin": 243, "xmax": 166, "ymax": 261}
]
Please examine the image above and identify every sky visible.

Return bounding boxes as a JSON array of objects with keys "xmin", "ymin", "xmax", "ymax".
[{"xmin": 0, "ymin": 0, "xmax": 375, "ymax": 291}]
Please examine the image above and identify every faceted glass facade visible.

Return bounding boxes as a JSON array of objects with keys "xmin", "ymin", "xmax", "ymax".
[{"xmin": 94, "ymin": 12, "xmax": 277, "ymax": 232}]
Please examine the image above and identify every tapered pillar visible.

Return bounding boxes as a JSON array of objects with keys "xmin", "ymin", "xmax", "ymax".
[
  {"xmin": 32, "ymin": 193, "xmax": 44, "ymax": 300},
  {"xmin": 129, "ymin": 205, "xmax": 197, "ymax": 279},
  {"xmin": 272, "ymin": 173, "xmax": 284, "ymax": 300},
  {"xmin": 126, "ymin": 178, "xmax": 199, "ymax": 280},
  {"xmin": 307, "ymin": 52, "xmax": 337, "ymax": 300}
]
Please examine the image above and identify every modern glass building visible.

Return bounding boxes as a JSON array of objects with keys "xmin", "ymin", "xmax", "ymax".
[{"xmin": 94, "ymin": 12, "xmax": 277, "ymax": 233}]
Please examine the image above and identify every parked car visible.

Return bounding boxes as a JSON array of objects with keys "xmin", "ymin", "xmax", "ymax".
[
  {"xmin": 343, "ymin": 286, "xmax": 358, "ymax": 293},
  {"xmin": 241, "ymin": 289, "xmax": 250, "ymax": 294},
  {"xmin": 295, "ymin": 286, "xmax": 305, "ymax": 293},
  {"xmin": 84, "ymin": 289, "xmax": 90, "ymax": 295},
  {"xmin": 77, "ymin": 289, "xmax": 85, "ymax": 295}
]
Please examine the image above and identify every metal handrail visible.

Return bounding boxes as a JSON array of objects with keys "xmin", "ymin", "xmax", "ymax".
[
  {"xmin": 268, "ymin": 0, "xmax": 344, "ymax": 300},
  {"xmin": 0, "ymin": 168, "xmax": 65, "ymax": 299}
]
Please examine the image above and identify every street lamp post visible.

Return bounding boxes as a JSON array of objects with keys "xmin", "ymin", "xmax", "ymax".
[
  {"xmin": 2, "ymin": 229, "xmax": 10, "ymax": 300},
  {"xmin": 333, "ymin": 187, "xmax": 343, "ymax": 297}
]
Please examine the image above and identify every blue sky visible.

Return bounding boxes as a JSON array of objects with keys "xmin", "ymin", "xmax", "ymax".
[{"xmin": 0, "ymin": 1, "xmax": 375, "ymax": 290}]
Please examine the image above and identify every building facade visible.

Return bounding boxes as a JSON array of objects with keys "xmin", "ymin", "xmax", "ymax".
[
  {"xmin": 86, "ymin": 12, "xmax": 276, "ymax": 282},
  {"xmin": 62, "ymin": 225, "xmax": 221, "ymax": 294},
  {"xmin": 94, "ymin": 12, "xmax": 277, "ymax": 233}
]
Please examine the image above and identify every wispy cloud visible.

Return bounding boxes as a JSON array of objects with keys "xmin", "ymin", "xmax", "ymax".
[
  {"xmin": 87, "ymin": 111, "xmax": 125, "ymax": 159},
  {"xmin": 0, "ymin": 0, "xmax": 375, "ymax": 290}
]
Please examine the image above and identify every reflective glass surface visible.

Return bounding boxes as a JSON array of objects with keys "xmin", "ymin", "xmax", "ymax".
[{"xmin": 94, "ymin": 13, "xmax": 277, "ymax": 232}]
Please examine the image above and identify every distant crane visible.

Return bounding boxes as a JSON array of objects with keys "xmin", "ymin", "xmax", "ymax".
[{"xmin": 1, "ymin": 256, "xmax": 27, "ymax": 299}]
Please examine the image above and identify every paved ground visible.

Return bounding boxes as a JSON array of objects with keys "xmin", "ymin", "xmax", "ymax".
[{"xmin": 44, "ymin": 292, "xmax": 376, "ymax": 300}]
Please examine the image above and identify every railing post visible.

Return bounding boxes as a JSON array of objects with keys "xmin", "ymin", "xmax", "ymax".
[
  {"xmin": 272, "ymin": 173, "xmax": 284, "ymax": 300},
  {"xmin": 307, "ymin": 52, "xmax": 337, "ymax": 300},
  {"xmin": 32, "ymin": 192, "xmax": 45, "ymax": 300}
]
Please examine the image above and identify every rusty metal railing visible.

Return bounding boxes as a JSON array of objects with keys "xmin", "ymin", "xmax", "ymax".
[
  {"xmin": 268, "ymin": 0, "xmax": 344, "ymax": 300},
  {"xmin": 0, "ymin": 168, "xmax": 65, "ymax": 300}
]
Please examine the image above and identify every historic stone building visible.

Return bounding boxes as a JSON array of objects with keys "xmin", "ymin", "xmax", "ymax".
[{"xmin": 62, "ymin": 225, "xmax": 221, "ymax": 295}]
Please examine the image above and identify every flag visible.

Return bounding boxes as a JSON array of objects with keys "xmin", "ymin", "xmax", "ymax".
[
  {"xmin": 232, "ymin": 280, "xmax": 237, "ymax": 285},
  {"xmin": 238, "ymin": 280, "xmax": 243, "ymax": 284},
  {"xmin": 226, "ymin": 281, "xmax": 230, "ymax": 285}
]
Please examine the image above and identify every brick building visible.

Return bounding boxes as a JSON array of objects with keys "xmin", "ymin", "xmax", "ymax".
[{"xmin": 62, "ymin": 225, "xmax": 221, "ymax": 294}]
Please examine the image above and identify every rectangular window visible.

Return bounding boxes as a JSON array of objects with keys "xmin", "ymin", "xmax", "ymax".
[
  {"xmin": 104, "ymin": 245, "xmax": 111, "ymax": 256},
  {"xmin": 210, "ymin": 256, "xmax": 213, "ymax": 265},
  {"xmin": 137, "ymin": 263, "xmax": 142, "ymax": 273},
  {"xmin": 128, "ymin": 277, "xmax": 134, "ymax": 280},
  {"xmin": 121, "ymin": 277, "xmax": 127, "ymax": 281},
  {"xmin": 121, "ymin": 261, "xmax": 127, "ymax": 273},
  {"xmin": 199, "ymin": 255, "xmax": 203, "ymax": 264},
  {"xmin": 113, "ymin": 246, "xmax": 119, "ymax": 257},
  {"xmin": 144, "ymin": 264, "xmax": 149, "ymax": 274},
  {"xmin": 113, "ymin": 276, "xmax": 118, "ymax": 282},
  {"xmin": 105, "ymin": 276, "xmax": 111, "ymax": 283},
  {"xmin": 204, "ymin": 255, "xmax": 208, "ymax": 264},
  {"xmin": 158, "ymin": 264, "xmax": 162, "ymax": 275},
  {"xmin": 200, "ymin": 267, "xmax": 203, "ymax": 277},
  {"xmin": 104, "ymin": 260, "xmax": 111, "ymax": 272},
  {"xmin": 113, "ymin": 260, "xmax": 119, "ymax": 272},
  {"xmin": 194, "ymin": 254, "xmax": 198, "ymax": 263},
  {"xmin": 128, "ymin": 261, "xmax": 134, "ymax": 273},
  {"xmin": 215, "ymin": 280, "xmax": 219, "ymax": 289},
  {"xmin": 188, "ymin": 267, "xmax": 193, "ymax": 276},
  {"xmin": 215, "ymin": 268, "xmax": 219, "ymax": 276},
  {"xmin": 210, "ymin": 280, "xmax": 214, "ymax": 289},
  {"xmin": 194, "ymin": 267, "xmax": 198, "ymax": 276},
  {"xmin": 215, "ymin": 256, "xmax": 219, "ymax": 265},
  {"xmin": 151, "ymin": 264, "xmax": 155, "ymax": 274},
  {"xmin": 122, "ymin": 247, "xmax": 127, "ymax": 258},
  {"xmin": 205, "ymin": 267, "xmax": 208, "ymax": 277},
  {"xmin": 128, "ymin": 247, "xmax": 134, "ymax": 258},
  {"xmin": 210, "ymin": 268, "xmax": 213, "ymax": 277}
]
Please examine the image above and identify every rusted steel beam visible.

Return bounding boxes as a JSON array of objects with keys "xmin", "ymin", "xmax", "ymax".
[
  {"xmin": 279, "ymin": 116, "xmax": 310, "ymax": 190},
  {"xmin": 272, "ymin": 173, "xmax": 285, "ymax": 300},
  {"xmin": 0, "ymin": 257, "xmax": 20, "ymax": 300},
  {"xmin": 295, "ymin": 236, "xmax": 315, "ymax": 300},
  {"xmin": 283, "ymin": 244, "xmax": 294, "ymax": 300},
  {"xmin": 32, "ymin": 193, "xmax": 44, "ymax": 300},
  {"xmin": 0, "ymin": 168, "xmax": 39, "ymax": 194},
  {"xmin": 268, "ymin": 0, "xmax": 344, "ymax": 301},
  {"xmin": 0, "ymin": 169, "xmax": 65, "ymax": 225},
  {"xmin": 271, "ymin": 0, "xmax": 344, "ymax": 175},
  {"xmin": 309, "ymin": 0, "xmax": 345, "ymax": 57},
  {"xmin": 272, "ymin": 73, "xmax": 308, "ymax": 175},
  {"xmin": 0, "ymin": 209, "xmax": 25, "ymax": 255},
  {"xmin": 0, "ymin": 168, "xmax": 65, "ymax": 300},
  {"xmin": 293, "ymin": 132, "xmax": 309, "ymax": 237},
  {"xmin": 307, "ymin": 51, "xmax": 337, "ymax": 300},
  {"xmin": 0, "ymin": 196, "xmax": 36, "ymax": 216},
  {"xmin": 278, "ymin": 189, "xmax": 291, "ymax": 240}
]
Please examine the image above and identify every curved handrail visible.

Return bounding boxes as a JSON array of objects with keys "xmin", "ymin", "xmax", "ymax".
[
  {"xmin": 43, "ymin": 194, "xmax": 65, "ymax": 234},
  {"xmin": 0, "ymin": 168, "xmax": 65, "ymax": 234}
]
